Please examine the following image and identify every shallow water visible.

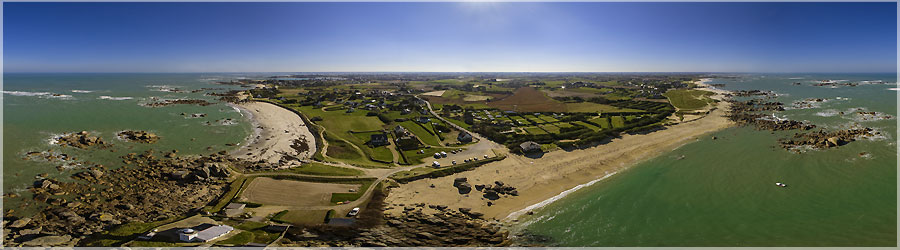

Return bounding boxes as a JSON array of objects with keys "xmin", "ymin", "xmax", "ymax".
[
  {"xmin": 516, "ymin": 73, "xmax": 897, "ymax": 246},
  {"xmin": 2, "ymin": 73, "xmax": 257, "ymax": 215}
]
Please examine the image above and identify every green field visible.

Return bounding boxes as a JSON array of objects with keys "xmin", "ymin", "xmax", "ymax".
[
  {"xmin": 663, "ymin": 89, "xmax": 715, "ymax": 111},
  {"xmin": 589, "ymin": 117, "xmax": 612, "ymax": 129},
  {"xmin": 400, "ymin": 121, "xmax": 441, "ymax": 146},
  {"xmin": 523, "ymin": 115, "xmax": 544, "ymax": 124},
  {"xmin": 539, "ymin": 124, "xmax": 560, "ymax": 133},
  {"xmin": 538, "ymin": 115, "xmax": 559, "ymax": 123},
  {"xmin": 402, "ymin": 146, "xmax": 456, "ymax": 165},
  {"xmin": 524, "ymin": 126, "xmax": 547, "ymax": 135},
  {"xmin": 295, "ymin": 106, "xmax": 388, "ymax": 166},
  {"xmin": 572, "ymin": 121, "xmax": 601, "ymax": 131},
  {"xmin": 511, "ymin": 116, "xmax": 533, "ymax": 125},
  {"xmin": 350, "ymin": 131, "xmax": 394, "ymax": 163},
  {"xmin": 611, "ymin": 116, "xmax": 626, "ymax": 128}
]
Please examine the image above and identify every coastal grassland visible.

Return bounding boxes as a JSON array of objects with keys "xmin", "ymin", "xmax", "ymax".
[
  {"xmin": 350, "ymin": 131, "xmax": 395, "ymax": 163},
  {"xmin": 241, "ymin": 177, "xmax": 367, "ymax": 206},
  {"xmin": 272, "ymin": 162, "xmax": 364, "ymax": 176},
  {"xmin": 446, "ymin": 117, "xmax": 472, "ymax": 130},
  {"xmin": 663, "ymin": 89, "xmax": 715, "ymax": 111},
  {"xmin": 292, "ymin": 105, "xmax": 391, "ymax": 167},
  {"xmin": 272, "ymin": 210, "xmax": 331, "ymax": 225}
]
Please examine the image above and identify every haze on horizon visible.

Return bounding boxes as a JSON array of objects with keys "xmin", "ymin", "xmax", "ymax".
[{"xmin": 3, "ymin": 2, "xmax": 897, "ymax": 73}]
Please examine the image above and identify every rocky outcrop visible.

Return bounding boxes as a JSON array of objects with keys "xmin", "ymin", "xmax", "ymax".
[
  {"xmin": 778, "ymin": 128, "xmax": 879, "ymax": 150},
  {"xmin": 117, "ymin": 130, "xmax": 160, "ymax": 143},
  {"xmin": 144, "ymin": 99, "xmax": 214, "ymax": 107},
  {"xmin": 53, "ymin": 131, "xmax": 107, "ymax": 149}
]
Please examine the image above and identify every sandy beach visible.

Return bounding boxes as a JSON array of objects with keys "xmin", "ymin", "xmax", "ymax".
[
  {"xmin": 385, "ymin": 79, "xmax": 734, "ymax": 220},
  {"xmin": 231, "ymin": 101, "xmax": 317, "ymax": 166}
]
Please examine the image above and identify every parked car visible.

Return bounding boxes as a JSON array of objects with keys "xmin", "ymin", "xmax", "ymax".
[{"xmin": 348, "ymin": 207, "xmax": 360, "ymax": 217}]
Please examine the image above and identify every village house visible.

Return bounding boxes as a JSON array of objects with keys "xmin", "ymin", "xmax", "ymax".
[
  {"xmin": 178, "ymin": 224, "xmax": 234, "ymax": 242},
  {"xmin": 369, "ymin": 133, "xmax": 390, "ymax": 146}
]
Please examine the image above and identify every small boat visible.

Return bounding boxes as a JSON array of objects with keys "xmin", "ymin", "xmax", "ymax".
[{"xmin": 775, "ymin": 182, "xmax": 787, "ymax": 187}]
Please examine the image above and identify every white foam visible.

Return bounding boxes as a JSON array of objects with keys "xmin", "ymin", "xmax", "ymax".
[
  {"xmin": 3, "ymin": 90, "xmax": 52, "ymax": 96},
  {"xmin": 505, "ymin": 172, "xmax": 618, "ymax": 220},
  {"xmin": 71, "ymin": 90, "xmax": 94, "ymax": 93},
  {"xmin": 815, "ymin": 109, "xmax": 840, "ymax": 117},
  {"xmin": 99, "ymin": 96, "xmax": 134, "ymax": 100},
  {"xmin": 887, "ymin": 88, "xmax": 900, "ymax": 91}
]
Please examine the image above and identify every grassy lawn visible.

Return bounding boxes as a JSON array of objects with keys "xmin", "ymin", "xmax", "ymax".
[
  {"xmin": 206, "ymin": 176, "xmax": 250, "ymax": 212},
  {"xmin": 324, "ymin": 134, "xmax": 364, "ymax": 161},
  {"xmin": 272, "ymin": 210, "xmax": 330, "ymax": 225},
  {"xmin": 573, "ymin": 121, "xmax": 601, "ymax": 131},
  {"xmin": 219, "ymin": 231, "xmax": 255, "ymax": 245},
  {"xmin": 371, "ymin": 146, "xmax": 394, "ymax": 163},
  {"xmin": 663, "ymin": 89, "xmax": 715, "ymax": 111},
  {"xmin": 565, "ymin": 102, "xmax": 643, "ymax": 113},
  {"xmin": 399, "ymin": 121, "xmax": 442, "ymax": 146},
  {"xmin": 556, "ymin": 122, "xmax": 574, "ymax": 128},
  {"xmin": 523, "ymin": 115, "xmax": 544, "ymax": 124},
  {"xmin": 350, "ymin": 131, "xmax": 395, "ymax": 163},
  {"xmin": 589, "ymin": 117, "xmax": 612, "ymax": 129},
  {"xmin": 274, "ymin": 162, "xmax": 364, "ymax": 176},
  {"xmin": 294, "ymin": 106, "xmax": 389, "ymax": 166},
  {"xmin": 611, "ymin": 116, "xmax": 626, "ymax": 128}
]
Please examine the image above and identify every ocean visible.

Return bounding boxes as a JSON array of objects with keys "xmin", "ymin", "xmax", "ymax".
[
  {"xmin": 2, "ymin": 73, "xmax": 255, "ymax": 215},
  {"xmin": 514, "ymin": 74, "xmax": 898, "ymax": 246}
]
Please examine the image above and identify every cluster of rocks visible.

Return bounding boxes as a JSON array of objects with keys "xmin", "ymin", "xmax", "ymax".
[
  {"xmin": 353, "ymin": 210, "xmax": 508, "ymax": 247},
  {"xmin": 454, "ymin": 178, "xmax": 518, "ymax": 201},
  {"xmin": 726, "ymin": 98, "xmax": 815, "ymax": 131},
  {"xmin": 144, "ymin": 99, "xmax": 214, "ymax": 107},
  {"xmin": 181, "ymin": 112, "xmax": 207, "ymax": 118},
  {"xmin": 53, "ymin": 131, "xmax": 107, "ymax": 149},
  {"xmin": 778, "ymin": 128, "xmax": 878, "ymax": 150},
  {"xmin": 790, "ymin": 98, "xmax": 827, "ymax": 109},
  {"xmin": 282, "ymin": 209, "xmax": 509, "ymax": 247},
  {"xmin": 724, "ymin": 90, "xmax": 775, "ymax": 97},
  {"xmin": 3, "ymin": 151, "xmax": 235, "ymax": 247},
  {"xmin": 812, "ymin": 81, "xmax": 858, "ymax": 87},
  {"xmin": 117, "ymin": 130, "xmax": 160, "ymax": 143},
  {"xmin": 190, "ymin": 87, "xmax": 224, "ymax": 93}
]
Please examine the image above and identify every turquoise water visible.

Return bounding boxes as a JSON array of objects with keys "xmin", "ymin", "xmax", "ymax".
[
  {"xmin": 517, "ymin": 74, "xmax": 897, "ymax": 246},
  {"xmin": 2, "ymin": 73, "xmax": 256, "ymax": 214}
]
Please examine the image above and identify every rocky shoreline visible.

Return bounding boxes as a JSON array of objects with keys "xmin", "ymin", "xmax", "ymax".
[
  {"xmin": 2, "ymin": 151, "xmax": 235, "ymax": 247},
  {"xmin": 778, "ymin": 128, "xmax": 880, "ymax": 150}
]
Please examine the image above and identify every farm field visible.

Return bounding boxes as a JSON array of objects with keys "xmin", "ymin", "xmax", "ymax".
[
  {"xmin": 488, "ymin": 87, "xmax": 568, "ymax": 112},
  {"xmin": 572, "ymin": 121, "xmax": 601, "ymax": 131},
  {"xmin": 565, "ymin": 102, "xmax": 643, "ymax": 113},
  {"xmin": 399, "ymin": 121, "xmax": 442, "ymax": 146},
  {"xmin": 539, "ymin": 124, "xmax": 560, "ymax": 133},
  {"xmin": 275, "ymin": 162, "xmax": 364, "ymax": 176},
  {"xmin": 523, "ymin": 126, "xmax": 547, "ymax": 135},
  {"xmin": 611, "ymin": 116, "xmax": 626, "ymax": 128}
]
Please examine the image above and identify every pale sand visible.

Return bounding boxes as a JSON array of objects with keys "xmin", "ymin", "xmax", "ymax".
[
  {"xmin": 386, "ymin": 80, "xmax": 733, "ymax": 221},
  {"xmin": 422, "ymin": 90, "xmax": 446, "ymax": 97},
  {"xmin": 231, "ymin": 101, "xmax": 316, "ymax": 165}
]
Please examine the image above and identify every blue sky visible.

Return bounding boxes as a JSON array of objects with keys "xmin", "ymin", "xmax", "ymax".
[{"xmin": 3, "ymin": 2, "xmax": 897, "ymax": 73}]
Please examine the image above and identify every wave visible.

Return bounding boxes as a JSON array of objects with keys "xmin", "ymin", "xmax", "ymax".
[
  {"xmin": 71, "ymin": 90, "xmax": 94, "ymax": 93},
  {"xmin": 505, "ymin": 171, "xmax": 618, "ymax": 221},
  {"xmin": 3, "ymin": 90, "xmax": 52, "ymax": 96},
  {"xmin": 887, "ymin": 88, "xmax": 900, "ymax": 91},
  {"xmin": 99, "ymin": 96, "xmax": 134, "ymax": 100},
  {"xmin": 815, "ymin": 109, "xmax": 840, "ymax": 117}
]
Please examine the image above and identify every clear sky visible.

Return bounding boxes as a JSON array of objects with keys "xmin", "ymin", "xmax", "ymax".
[{"xmin": 3, "ymin": 2, "xmax": 897, "ymax": 73}]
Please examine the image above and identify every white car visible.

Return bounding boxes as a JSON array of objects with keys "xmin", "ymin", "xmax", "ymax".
[{"xmin": 348, "ymin": 207, "xmax": 360, "ymax": 216}]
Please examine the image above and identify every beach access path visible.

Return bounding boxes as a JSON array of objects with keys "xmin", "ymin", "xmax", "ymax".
[{"xmin": 386, "ymin": 80, "xmax": 734, "ymax": 221}]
